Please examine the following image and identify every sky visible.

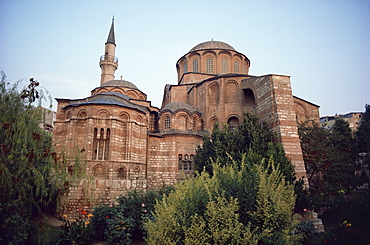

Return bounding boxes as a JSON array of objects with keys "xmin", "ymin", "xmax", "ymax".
[{"xmin": 1, "ymin": 0, "xmax": 369, "ymax": 116}]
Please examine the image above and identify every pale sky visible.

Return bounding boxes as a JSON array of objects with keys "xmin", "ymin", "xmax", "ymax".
[{"xmin": 1, "ymin": 0, "xmax": 369, "ymax": 116}]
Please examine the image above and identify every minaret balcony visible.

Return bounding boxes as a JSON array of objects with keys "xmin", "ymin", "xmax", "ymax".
[{"xmin": 100, "ymin": 55, "xmax": 118, "ymax": 63}]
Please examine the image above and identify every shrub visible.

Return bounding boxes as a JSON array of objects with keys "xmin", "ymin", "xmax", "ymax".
[
  {"xmin": 144, "ymin": 159, "xmax": 300, "ymax": 244},
  {"xmin": 58, "ymin": 210, "xmax": 94, "ymax": 245},
  {"xmin": 91, "ymin": 187, "xmax": 172, "ymax": 243}
]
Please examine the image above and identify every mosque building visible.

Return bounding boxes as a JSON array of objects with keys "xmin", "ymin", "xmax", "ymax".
[{"xmin": 53, "ymin": 19, "xmax": 319, "ymax": 214}]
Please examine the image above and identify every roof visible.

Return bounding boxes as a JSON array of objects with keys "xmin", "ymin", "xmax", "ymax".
[
  {"xmin": 64, "ymin": 92, "xmax": 147, "ymax": 113},
  {"xmin": 162, "ymin": 102, "xmax": 200, "ymax": 114},
  {"xmin": 101, "ymin": 79, "xmax": 138, "ymax": 89},
  {"xmin": 106, "ymin": 17, "xmax": 115, "ymax": 45},
  {"xmin": 189, "ymin": 40, "xmax": 236, "ymax": 52}
]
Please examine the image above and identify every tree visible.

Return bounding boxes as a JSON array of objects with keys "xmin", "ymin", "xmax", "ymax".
[
  {"xmin": 0, "ymin": 73, "xmax": 57, "ymax": 243},
  {"xmin": 194, "ymin": 113, "xmax": 295, "ymax": 183},
  {"xmin": 0, "ymin": 73, "xmax": 85, "ymax": 243},
  {"xmin": 356, "ymin": 104, "xmax": 370, "ymax": 178},
  {"xmin": 144, "ymin": 159, "xmax": 300, "ymax": 245},
  {"xmin": 299, "ymin": 118, "xmax": 360, "ymax": 208}
]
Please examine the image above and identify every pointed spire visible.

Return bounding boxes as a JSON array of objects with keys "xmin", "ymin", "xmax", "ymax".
[{"xmin": 106, "ymin": 16, "xmax": 115, "ymax": 45}]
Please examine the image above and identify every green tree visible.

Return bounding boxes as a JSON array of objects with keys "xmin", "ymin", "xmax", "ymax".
[
  {"xmin": 0, "ymin": 73, "xmax": 57, "ymax": 243},
  {"xmin": 194, "ymin": 113, "xmax": 295, "ymax": 182},
  {"xmin": 144, "ymin": 159, "xmax": 300, "ymax": 245},
  {"xmin": 299, "ymin": 118, "xmax": 360, "ymax": 209},
  {"xmin": 356, "ymin": 104, "xmax": 370, "ymax": 177},
  {"xmin": 330, "ymin": 118, "xmax": 358, "ymax": 192},
  {"xmin": 0, "ymin": 73, "xmax": 86, "ymax": 244}
]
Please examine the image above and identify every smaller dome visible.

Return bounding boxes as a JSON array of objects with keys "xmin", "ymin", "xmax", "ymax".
[
  {"xmin": 189, "ymin": 40, "xmax": 236, "ymax": 52},
  {"xmin": 101, "ymin": 79, "xmax": 138, "ymax": 89},
  {"xmin": 163, "ymin": 102, "xmax": 200, "ymax": 114}
]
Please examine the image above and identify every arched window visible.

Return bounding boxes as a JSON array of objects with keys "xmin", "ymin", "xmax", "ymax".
[
  {"xmin": 92, "ymin": 128, "xmax": 98, "ymax": 160},
  {"xmin": 228, "ymin": 117, "xmax": 239, "ymax": 131},
  {"xmin": 192, "ymin": 117, "xmax": 197, "ymax": 131},
  {"xmin": 104, "ymin": 128, "xmax": 110, "ymax": 160},
  {"xmin": 206, "ymin": 57, "xmax": 214, "ymax": 73},
  {"xmin": 234, "ymin": 61, "xmax": 239, "ymax": 73},
  {"xmin": 98, "ymin": 128, "xmax": 104, "ymax": 160},
  {"xmin": 222, "ymin": 58, "xmax": 228, "ymax": 73},
  {"xmin": 243, "ymin": 65, "xmax": 247, "ymax": 74},
  {"xmin": 183, "ymin": 62, "xmax": 188, "ymax": 73},
  {"xmin": 164, "ymin": 116, "xmax": 171, "ymax": 129},
  {"xmin": 117, "ymin": 167, "xmax": 126, "ymax": 179},
  {"xmin": 178, "ymin": 154, "xmax": 194, "ymax": 171},
  {"xmin": 92, "ymin": 128, "xmax": 111, "ymax": 160},
  {"xmin": 193, "ymin": 59, "xmax": 199, "ymax": 72}
]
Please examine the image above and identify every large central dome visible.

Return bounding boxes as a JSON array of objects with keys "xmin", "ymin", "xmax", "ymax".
[{"xmin": 189, "ymin": 40, "xmax": 236, "ymax": 52}]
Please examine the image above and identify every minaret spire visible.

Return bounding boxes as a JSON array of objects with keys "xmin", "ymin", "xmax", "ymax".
[
  {"xmin": 106, "ymin": 16, "xmax": 115, "ymax": 45},
  {"xmin": 99, "ymin": 17, "xmax": 118, "ymax": 85}
]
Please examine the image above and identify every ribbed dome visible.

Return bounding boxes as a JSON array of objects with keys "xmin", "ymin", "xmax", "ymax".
[
  {"xmin": 101, "ymin": 79, "xmax": 138, "ymax": 89},
  {"xmin": 189, "ymin": 40, "xmax": 236, "ymax": 52},
  {"xmin": 163, "ymin": 102, "xmax": 200, "ymax": 113}
]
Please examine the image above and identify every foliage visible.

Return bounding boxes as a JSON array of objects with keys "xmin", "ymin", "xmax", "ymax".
[
  {"xmin": 295, "ymin": 221, "xmax": 318, "ymax": 245},
  {"xmin": 316, "ymin": 190, "xmax": 370, "ymax": 245},
  {"xmin": 299, "ymin": 119, "xmax": 363, "ymax": 209},
  {"xmin": 104, "ymin": 208, "xmax": 134, "ymax": 245},
  {"xmin": 91, "ymin": 188, "xmax": 172, "ymax": 243},
  {"xmin": 144, "ymin": 158, "xmax": 300, "ymax": 245},
  {"xmin": 0, "ymin": 73, "xmax": 57, "ymax": 243},
  {"xmin": 194, "ymin": 113, "xmax": 295, "ymax": 183},
  {"xmin": 356, "ymin": 104, "xmax": 370, "ymax": 154},
  {"xmin": 0, "ymin": 73, "xmax": 88, "ymax": 244},
  {"xmin": 58, "ymin": 210, "xmax": 94, "ymax": 244},
  {"xmin": 356, "ymin": 104, "xmax": 370, "ymax": 179}
]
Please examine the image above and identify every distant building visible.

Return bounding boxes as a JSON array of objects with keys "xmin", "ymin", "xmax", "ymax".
[
  {"xmin": 53, "ymin": 19, "xmax": 319, "ymax": 215},
  {"xmin": 39, "ymin": 107, "xmax": 56, "ymax": 132},
  {"xmin": 320, "ymin": 112, "xmax": 363, "ymax": 131}
]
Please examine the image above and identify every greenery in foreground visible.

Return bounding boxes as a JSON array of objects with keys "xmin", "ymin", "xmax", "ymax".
[
  {"xmin": 145, "ymin": 159, "xmax": 301, "ymax": 245},
  {"xmin": 0, "ymin": 73, "xmax": 87, "ymax": 244}
]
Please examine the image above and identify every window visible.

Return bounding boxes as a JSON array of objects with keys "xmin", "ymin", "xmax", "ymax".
[
  {"xmin": 228, "ymin": 117, "xmax": 239, "ymax": 131},
  {"xmin": 92, "ymin": 128, "xmax": 98, "ymax": 160},
  {"xmin": 164, "ymin": 116, "xmax": 171, "ymax": 129},
  {"xmin": 206, "ymin": 57, "xmax": 213, "ymax": 73},
  {"xmin": 183, "ymin": 62, "xmax": 188, "ymax": 73},
  {"xmin": 222, "ymin": 58, "xmax": 228, "ymax": 73},
  {"xmin": 193, "ymin": 59, "xmax": 199, "ymax": 72},
  {"xmin": 178, "ymin": 153, "xmax": 194, "ymax": 171},
  {"xmin": 234, "ymin": 61, "xmax": 239, "ymax": 73},
  {"xmin": 117, "ymin": 167, "xmax": 126, "ymax": 179},
  {"xmin": 104, "ymin": 129, "xmax": 110, "ymax": 160},
  {"xmin": 192, "ymin": 117, "xmax": 197, "ymax": 131},
  {"xmin": 92, "ymin": 128, "xmax": 111, "ymax": 160},
  {"xmin": 243, "ymin": 65, "xmax": 246, "ymax": 74}
]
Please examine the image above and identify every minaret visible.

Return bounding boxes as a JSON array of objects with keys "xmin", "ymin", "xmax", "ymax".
[{"xmin": 99, "ymin": 17, "xmax": 118, "ymax": 85}]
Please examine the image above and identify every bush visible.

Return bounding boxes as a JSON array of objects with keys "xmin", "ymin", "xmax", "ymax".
[
  {"xmin": 91, "ymin": 187, "xmax": 172, "ymax": 243},
  {"xmin": 144, "ymin": 159, "xmax": 300, "ymax": 244},
  {"xmin": 58, "ymin": 210, "xmax": 94, "ymax": 244}
]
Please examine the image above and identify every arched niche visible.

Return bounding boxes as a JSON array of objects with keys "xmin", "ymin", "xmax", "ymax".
[{"xmin": 243, "ymin": 88, "xmax": 256, "ymax": 106}]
